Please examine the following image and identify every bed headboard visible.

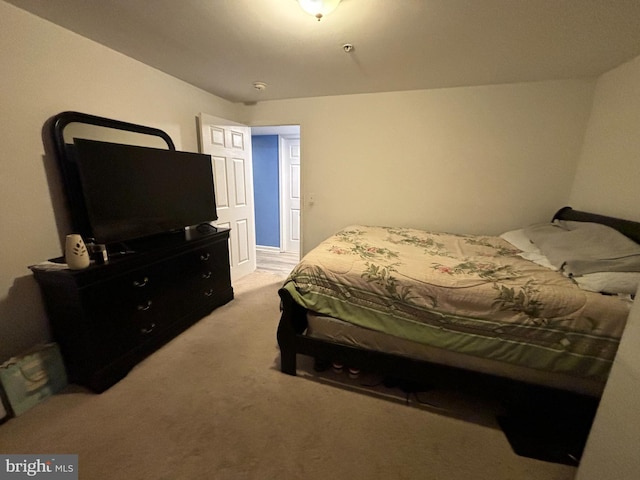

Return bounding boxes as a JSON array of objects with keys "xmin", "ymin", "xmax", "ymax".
[{"xmin": 553, "ymin": 206, "xmax": 640, "ymax": 245}]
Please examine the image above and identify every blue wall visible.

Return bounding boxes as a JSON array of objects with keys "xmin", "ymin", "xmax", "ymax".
[{"xmin": 252, "ymin": 135, "xmax": 280, "ymax": 247}]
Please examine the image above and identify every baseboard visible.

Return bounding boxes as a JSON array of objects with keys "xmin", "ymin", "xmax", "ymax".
[{"xmin": 256, "ymin": 245, "xmax": 281, "ymax": 252}]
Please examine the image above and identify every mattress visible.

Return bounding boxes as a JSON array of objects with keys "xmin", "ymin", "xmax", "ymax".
[{"xmin": 306, "ymin": 312, "xmax": 604, "ymax": 395}]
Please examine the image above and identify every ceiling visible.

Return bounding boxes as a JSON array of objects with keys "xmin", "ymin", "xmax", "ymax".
[{"xmin": 7, "ymin": 0, "xmax": 640, "ymax": 104}]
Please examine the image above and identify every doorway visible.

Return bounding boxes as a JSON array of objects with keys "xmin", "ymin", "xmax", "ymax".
[{"xmin": 251, "ymin": 125, "xmax": 301, "ymax": 276}]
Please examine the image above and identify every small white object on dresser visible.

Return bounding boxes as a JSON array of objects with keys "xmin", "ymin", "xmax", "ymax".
[{"xmin": 65, "ymin": 234, "xmax": 90, "ymax": 270}]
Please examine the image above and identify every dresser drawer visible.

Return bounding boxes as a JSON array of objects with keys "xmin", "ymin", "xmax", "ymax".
[{"xmin": 179, "ymin": 243, "xmax": 231, "ymax": 305}]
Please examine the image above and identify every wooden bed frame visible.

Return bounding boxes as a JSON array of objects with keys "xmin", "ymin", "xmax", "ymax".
[{"xmin": 276, "ymin": 207, "xmax": 640, "ymax": 396}]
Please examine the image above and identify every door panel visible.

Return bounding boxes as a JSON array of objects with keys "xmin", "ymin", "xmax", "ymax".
[
  {"xmin": 281, "ymin": 136, "xmax": 301, "ymax": 253},
  {"xmin": 233, "ymin": 158, "xmax": 247, "ymax": 205},
  {"xmin": 198, "ymin": 113, "xmax": 256, "ymax": 281},
  {"xmin": 211, "ymin": 156, "xmax": 229, "ymax": 209},
  {"xmin": 236, "ymin": 219, "xmax": 250, "ymax": 264}
]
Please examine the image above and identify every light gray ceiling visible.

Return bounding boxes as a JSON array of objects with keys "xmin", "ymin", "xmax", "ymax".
[{"xmin": 7, "ymin": 0, "xmax": 640, "ymax": 104}]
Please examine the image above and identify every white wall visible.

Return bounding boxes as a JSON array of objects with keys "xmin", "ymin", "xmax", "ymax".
[
  {"xmin": 0, "ymin": 1, "xmax": 241, "ymax": 360},
  {"xmin": 569, "ymin": 54, "xmax": 640, "ymax": 222},
  {"xmin": 575, "ymin": 55, "xmax": 640, "ymax": 480},
  {"xmin": 577, "ymin": 286, "xmax": 640, "ymax": 480},
  {"xmin": 241, "ymin": 80, "xmax": 595, "ymax": 253}
]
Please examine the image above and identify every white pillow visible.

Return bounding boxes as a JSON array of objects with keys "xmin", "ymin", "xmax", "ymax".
[
  {"xmin": 518, "ymin": 251, "xmax": 557, "ymax": 271},
  {"xmin": 499, "ymin": 229, "xmax": 538, "ymax": 253},
  {"xmin": 571, "ymin": 272, "xmax": 640, "ymax": 295},
  {"xmin": 500, "ymin": 229, "xmax": 557, "ymax": 270},
  {"xmin": 524, "ymin": 221, "xmax": 640, "ymax": 276},
  {"xmin": 501, "ymin": 229, "xmax": 639, "ymax": 293}
]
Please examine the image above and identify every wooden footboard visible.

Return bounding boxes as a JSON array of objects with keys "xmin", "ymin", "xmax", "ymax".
[{"xmin": 276, "ymin": 287, "xmax": 308, "ymax": 375}]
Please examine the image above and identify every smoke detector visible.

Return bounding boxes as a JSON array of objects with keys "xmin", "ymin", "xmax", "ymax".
[{"xmin": 253, "ymin": 81, "xmax": 267, "ymax": 91}]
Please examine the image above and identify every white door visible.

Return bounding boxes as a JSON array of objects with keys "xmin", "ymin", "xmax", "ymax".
[
  {"xmin": 281, "ymin": 136, "xmax": 300, "ymax": 254},
  {"xmin": 198, "ymin": 113, "xmax": 256, "ymax": 281}
]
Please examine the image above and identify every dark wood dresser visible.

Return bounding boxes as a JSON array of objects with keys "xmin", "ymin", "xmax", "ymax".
[{"xmin": 31, "ymin": 228, "xmax": 233, "ymax": 392}]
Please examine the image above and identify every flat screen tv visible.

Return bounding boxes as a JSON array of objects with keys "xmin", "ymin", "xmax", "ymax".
[{"xmin": 72, "ymin": 138, "xmax": 218, "ymax": 245}]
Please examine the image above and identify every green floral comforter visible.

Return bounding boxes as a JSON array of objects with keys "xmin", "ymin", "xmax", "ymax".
[{"xmin": 283, "ymin": 225, "xmax": 632, "ymax": 381}]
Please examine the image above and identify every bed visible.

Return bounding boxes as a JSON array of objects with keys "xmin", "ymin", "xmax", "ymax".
[{"xmin": 276, "ymin": 207, "xmax": 640, "ymax": 398}]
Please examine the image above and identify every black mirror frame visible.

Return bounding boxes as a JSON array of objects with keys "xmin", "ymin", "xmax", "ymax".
[{"xmin": 44, "ymin": 111, "xmax": 176, "ymax": 243}]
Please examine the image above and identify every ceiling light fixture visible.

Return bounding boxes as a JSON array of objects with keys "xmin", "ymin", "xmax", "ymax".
[{"xmin": 297, "ymin": 0, "xmax": 342, "ymax": 21}]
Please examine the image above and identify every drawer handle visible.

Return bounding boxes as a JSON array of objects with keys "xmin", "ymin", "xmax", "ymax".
[
  {"xmin": 133, "ymin": 277, "xmax": 149, "ymax": 288},
  {"xmin": 200, "ymin": 253, "xmax": 210, "ymax": 261},
  {"xmin": 201, "ymin": 271, "xmax": 212, "ymax": 279},
  {"xmin": 140, "ymin": 323, "xmax": 156, "ymax": 335},
  {"xmin": 137, "ymin": 300, "xmax": 153, "ymax": 311},
  {"xmin": 204, "ymin": 289, "xmax": 214, "ymax": 297}
]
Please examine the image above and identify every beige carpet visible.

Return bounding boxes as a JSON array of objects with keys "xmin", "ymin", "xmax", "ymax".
[{"xmin": 0, "ymin": 271, "xmax": 576, "ymax": 479}]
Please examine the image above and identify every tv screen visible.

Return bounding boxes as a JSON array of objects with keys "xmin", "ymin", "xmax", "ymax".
[{"xmin": 73, "ymin": 138, "xmax": 218, "ymax": 245}]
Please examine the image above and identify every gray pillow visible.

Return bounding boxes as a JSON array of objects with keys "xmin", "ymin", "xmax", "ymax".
[{"xmin": 523, "ymin": 220, "xmax": 640, "ymax": 276}]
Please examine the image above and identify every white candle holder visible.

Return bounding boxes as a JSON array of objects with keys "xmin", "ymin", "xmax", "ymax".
[{"xmin": 65, "ymin": 234, "xmax": 90, "ymax": 270}]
